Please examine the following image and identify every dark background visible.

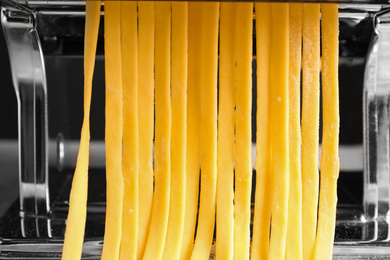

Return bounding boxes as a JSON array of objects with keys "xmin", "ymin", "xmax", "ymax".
[{"xmin": 0, "ymin": 26, "xmax": 18, "ymax": 216}]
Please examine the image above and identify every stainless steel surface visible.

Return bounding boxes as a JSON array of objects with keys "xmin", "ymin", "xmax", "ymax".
[
  {"xmin": 363, "ymin": 8, "xmax": 390, "ymax": 221},
  {"xmin": 1, "ymin": 0, "xmax": 49, "ymax": 217},
  {"xmin": 14, "ymin": 0, "xmax": 390, "ymax": 9}
]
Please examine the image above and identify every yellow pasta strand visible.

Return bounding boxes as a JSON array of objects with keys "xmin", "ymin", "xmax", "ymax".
[
  {"xmin": 137, "ymin": 2, "xmax": 155, "ymax": 259},
  {"xmin": 268, "ymin": 4, "xmax": 289, "ymax": 260},
  {"xmin": 61, "ymin": 1, "xmax": 100, "ymax": 259},
  {"xmin": 286, "ymin": 4, "xmax": 303, "ymax": 260},
  {"xmin": 180, "ymin": 3, "xmax": 202, "ymax": 259},
  {"xmin": 251, "ymin": 3, "xmax": 272, "ymax": 260},
  {"xmin": 216, "ymin": 2, "xmax": 236, "ymax": 260},
  {"xmin": 162, "ymin": 2, "xmax": 187, "ymax": 260},
  {"xmin": 143, "ymin": 2, "xmax": 171, "ymax": 259},
  {"xmin": 101, "ymin": 1, "xmax": 124, "ymax": 260},
  {"xmin": 190, "ymin": 2, "xmax": 219, "ymax": 260},
  {"xmin": 313, "ymin": 4, "xmax": 339, "ymax": 260},
  {"xmin": 234, "ymin": 3, "xmax": 253, "ymax": 260},
  {"xmin": 301, "ymin": 4, "xmax": 320, "ymax": 260},
  {"xmin": 119, "ymin": 1, "xmax": 138, "ymax": 259}
]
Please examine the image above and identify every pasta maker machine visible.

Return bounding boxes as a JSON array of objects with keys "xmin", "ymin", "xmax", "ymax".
[{"xmin": 0, "ymin": 0, "xmax": 390, "ymax": 258}]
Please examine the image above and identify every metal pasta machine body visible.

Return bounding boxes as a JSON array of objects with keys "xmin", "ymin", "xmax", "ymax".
[{"xmin": 0, "ymin": 0, "xmax": 390, "ymax": 258}]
